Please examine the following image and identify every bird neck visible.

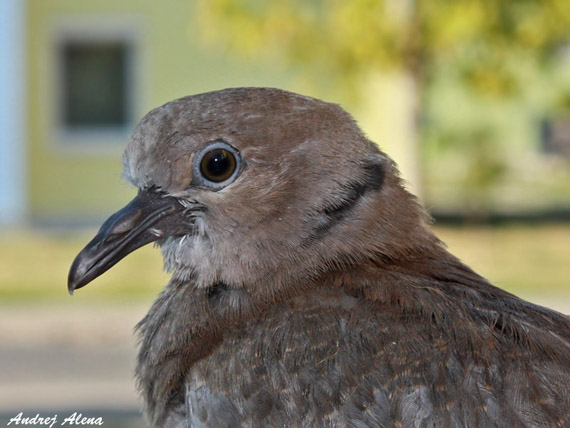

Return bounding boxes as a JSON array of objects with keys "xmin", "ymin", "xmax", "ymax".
[
  {"xmin": 329, "ymin": 242, "xmax": 513, "ymax": 317},
  {"xmin": 323, "ymin": 242, "xmax": 570, "ymax": 359}
]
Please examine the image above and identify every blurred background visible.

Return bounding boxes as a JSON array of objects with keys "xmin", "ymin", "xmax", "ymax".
[{"xmin": 1, "ymin": 0, "xmax": 569, "ymax": 426}]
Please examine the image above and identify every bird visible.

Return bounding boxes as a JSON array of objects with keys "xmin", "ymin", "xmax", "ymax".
[{"xmin": 68, "ymin": 87, "xmax": 570, "ymax": 428}]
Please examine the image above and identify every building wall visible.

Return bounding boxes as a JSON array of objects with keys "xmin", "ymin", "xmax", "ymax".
[
  {"xmin": 23, "ymin": 1, "xmax": 570, "ymax": 225},
  {"xmin": 0, "ymin": 0, "xmax": 26, "ymax": 225}
]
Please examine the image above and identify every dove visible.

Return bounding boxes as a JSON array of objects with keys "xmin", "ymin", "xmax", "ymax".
[{"xmin": 69, "ymin": 88, "xmax": 570, "ymax": 428}]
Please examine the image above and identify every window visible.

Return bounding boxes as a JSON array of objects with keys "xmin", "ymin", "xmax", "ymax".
[
  {"xmin": 541, "ymin": 116, "xmax": 570, "ymax": 158},
  {"xmin": 49, "ymin": 21, "xmax": 140, "ymax": 151},
  {"xmin": 61, "ymin": 41, "xmax": 129, "ymax": 130}
]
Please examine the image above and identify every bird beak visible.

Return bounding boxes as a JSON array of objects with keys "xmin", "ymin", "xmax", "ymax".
[{"xmin": 68, "ymin": 189, "xmax": 192, "ymax": 295}]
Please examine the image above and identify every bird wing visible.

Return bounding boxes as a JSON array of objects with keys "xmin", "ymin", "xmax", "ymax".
[{"xmin": 175, "ymin": 287, "xmax": 570, "ymax": 428}]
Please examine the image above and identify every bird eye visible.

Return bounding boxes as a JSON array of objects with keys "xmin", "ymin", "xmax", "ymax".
[
  {"xmin": 194, "ymin": 141, "xmax": 241, "ymax": 189},
  {"xmin": 200, "ymin": 148, "xmax": 236, "ymax": 182}
]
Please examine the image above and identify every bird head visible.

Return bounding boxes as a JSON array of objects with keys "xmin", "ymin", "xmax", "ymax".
[{"xmin": 68, "ymin": 88, "xmax": 430, "ymax": 302}]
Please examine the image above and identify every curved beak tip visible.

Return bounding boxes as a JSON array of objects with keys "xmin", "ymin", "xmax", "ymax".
[
  {"xmin": 67, "ymin": 255, "xmax": 87, "ymax": 295},
  {"xmin": 67, "ymin": 271, "xmax": 78, "ymax": 295},
  {"xmin": 67, "ymin": 274, "xmax": 79, "ymax": 296},
  {"xmin": 66, "ymin": 189, "xmax": 192, "ymax": 296}
]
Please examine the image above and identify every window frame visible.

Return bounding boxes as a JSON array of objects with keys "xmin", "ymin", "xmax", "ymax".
[
  {"xmin": 541, "ymin": 115, "xmax": 570, "ymax": 159},
  {"xmin": 50, "ymin": 18, "xmax": 142, "ymax": 154}
]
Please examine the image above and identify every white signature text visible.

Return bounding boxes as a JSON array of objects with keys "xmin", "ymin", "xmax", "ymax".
[{"xmin": 7, "ymin": 412, "xmax": 104, "ymax": 427}]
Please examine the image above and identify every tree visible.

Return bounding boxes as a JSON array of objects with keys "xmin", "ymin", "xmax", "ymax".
[{"xmin": 195, "ymin": 0, "xmax": 570, "ymax": 212}]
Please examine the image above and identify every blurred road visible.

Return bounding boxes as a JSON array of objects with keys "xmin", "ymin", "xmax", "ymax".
[{"xmin": 0, "ymin": 304, "xmax": 149, "ymax": 426}]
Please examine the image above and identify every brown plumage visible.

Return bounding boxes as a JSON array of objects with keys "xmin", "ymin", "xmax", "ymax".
[{"xmin": 68, "ymin": 88, "xmax": 570, "ymax": 428}]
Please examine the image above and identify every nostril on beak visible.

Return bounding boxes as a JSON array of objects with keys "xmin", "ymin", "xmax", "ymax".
[{"xmin": 114, "ymin": 208, "xmax": 143, "ymax": 234}]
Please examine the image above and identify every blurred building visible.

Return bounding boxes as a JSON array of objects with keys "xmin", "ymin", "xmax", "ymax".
[
  {"xmin": 0, "ymin": 0, "xmax": 292, "ymax": 227},
  {"xmin": 1, "ymin": 0, "xmax": 569, "ymax": 227}
]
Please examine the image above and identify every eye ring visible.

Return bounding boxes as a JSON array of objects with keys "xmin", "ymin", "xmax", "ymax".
[{"xmin": 193, "ymin": 141, "xmax": 241, "ymax": 189}]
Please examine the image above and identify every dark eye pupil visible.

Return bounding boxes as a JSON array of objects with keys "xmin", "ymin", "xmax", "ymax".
[{"xmin": 200, "ymin": 148, "xmax": 236, "ymax": 182}]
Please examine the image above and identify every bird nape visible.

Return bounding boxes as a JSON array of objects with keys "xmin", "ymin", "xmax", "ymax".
[{"xmin": 68, "ymin": 88, "xmax": 570, "ymax": 428}]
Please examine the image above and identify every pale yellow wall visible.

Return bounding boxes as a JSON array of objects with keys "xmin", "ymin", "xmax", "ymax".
[
  {"xmin": 357, "ymin": 72, "xmax": 421, "ymax": 196},
  {"xmin": 27, "ymin": 0, "xmax": 291, "ymax": 222}
]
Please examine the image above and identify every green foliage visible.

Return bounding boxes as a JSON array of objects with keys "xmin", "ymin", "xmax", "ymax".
[
  {"xmin": 196, "ymin": 0, "xmax": 570, "ymax": 96},
  {"xmin": 554, "ymin": 90, "xmax": 570, "ymax": 112}
]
